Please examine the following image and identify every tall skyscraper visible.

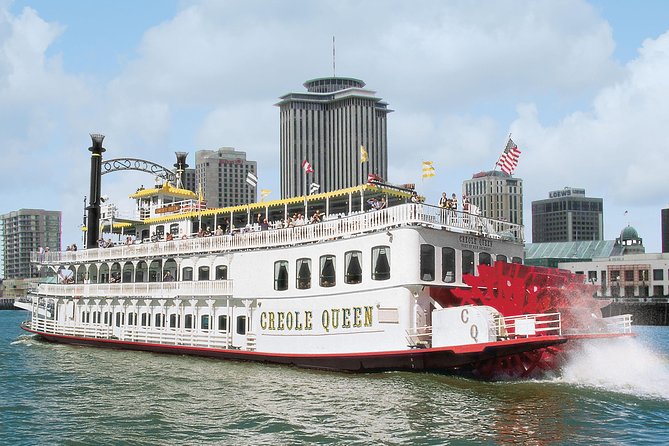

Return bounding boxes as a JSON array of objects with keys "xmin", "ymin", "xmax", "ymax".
[
  {"xmin": 462, "ymin": 171, "xmax": 524, "ymax": 226},
  {"xmin": 0, "ymin": 209, "xmax": 61, "ymax": 279},
  {"xmin": 277, "ymin": 77, "xmax": 391, "ymax": 198},
  {"xmin": 531, "ymin": 187, "xmax": 603, "ymax": 243},
  {"xmin": 195, "ymin": 147, "xmax": 257, "ymax": 208},
  {"xmin": 662, "ymin": 207, "xmax": 669, "ymax": 253}
]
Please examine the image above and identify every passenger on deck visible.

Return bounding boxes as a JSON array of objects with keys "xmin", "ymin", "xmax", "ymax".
[
  {"xmin": 261, "ymin": 218, "xmax": 270, "ymax": 230},
  {"xmin": 163, "ymin": 271, "xmax": 174, "ymax": 282},
  {"xmin": 104, "ymin": 239, "xmax": 113, "ymax": 248},
  {"xmin": 165, "ymin": 232, "xmax": 173, "ymax": 241},
  {"xmin": 439, "ymin": 192, "xmax": 448, "ymax": 209},
  {"xmin": 215, "ymin": 225, "xmax": 223, "ymax": 236},
  {"xmin": 378, "ymin": 197, "xmax": 387, "ymax": 210},
  {"xmin": 311, "ymin": 209, "xmax": 322, "ymax": 223},
  {"xmin": 410, "ymin": 191, "xmax": 419, "ymax": 203},
  {"xmin": 450, "ymin": 193, "xmax": 458, "ymax": 211}
]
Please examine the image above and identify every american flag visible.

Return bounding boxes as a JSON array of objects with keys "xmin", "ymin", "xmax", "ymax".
[
  {"xmin": 496, "ymin": 138, "xmax": 521, "ymax": 175},
  {"xmin": 301, "ymin": 159, "xmax": 314, "ymax": 173}
]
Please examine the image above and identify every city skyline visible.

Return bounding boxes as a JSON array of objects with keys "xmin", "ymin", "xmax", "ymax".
[{"xmin": 1, "ymin": 1, "xmax": 668, "ymax": 252}]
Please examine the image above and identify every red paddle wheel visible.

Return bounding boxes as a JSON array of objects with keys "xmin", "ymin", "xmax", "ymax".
[{"xmin": 429, "ymin": 262, "xmax": 609, "ymax": 379}]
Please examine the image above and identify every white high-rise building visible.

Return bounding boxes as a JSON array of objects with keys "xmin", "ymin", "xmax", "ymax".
[
  {"xmin": 195, "ymin": 148, "xmax": 257, "ymax": 208},
  {"xmin": 462, "ymin": 170, "xmax": 524, "ymax": 227},
  {"xmin": 277, "ymin": 77, "xmax": 391, "ymax": 198}
]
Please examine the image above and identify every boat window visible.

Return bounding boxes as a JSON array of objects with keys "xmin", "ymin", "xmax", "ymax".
[
  {"xmin": 479, "ymin": 252, "xmax": 492, "ymax": 267},
  {"xmin": 215, "ymin": 265, "xmax": 228, "ymax": 280},
  {"xmin": 496, "ymin": 254, "xmax": 507, "ymax": 263},
  {"xmin": 442, "ymin": 247, "xmax": 455, "ymax": 283},
  {"xmin": 122, "ymin": 262, "xmax": 134, "ymax": 283},
  {"xmin": 182, "ymin": 267, "xmax": 193, "ymax": 281},
  {"xmin": 170, "ymin": 223, "xmax": 179, "ymax": 235},
  {"xmin": 127, "ymin": 313, "xmax": 137, "ymax": 326},
  {"xmin": 420, "ymin": 244, "xmax": 435, "ymax": 281},
  {"xmin": 274, "ymin": 261, "xmax": 289, "ymax": 291},
  {"xmin": 77, "ymin": 265, "xmax": 86, "ymax": 283},
  {"xmin": 345, "ymin": 251, "xmax": 363, "ymax": 284},
  {"xmin": 198, "ymin": 266, "xmax": 210, "ymax": 281},
  {"xmin": 141, "ymin": 229, "xmax": 150, "ymax": 241},
  {"xmin": 115, "ymin": 312, "xmax": 124, "ymax": 327},
  {"xmin": 156, "ymin": 225, "xmax": 165, "ymax": 239},
  {"xmin": 218, "ymin": 315, "xmax": 228, "ymax": 332},
  {"xmin": 99, "ymin": 263, "xmax": 110, "ymax": 284},
  {"xmin": 140, "ymin": 313, "xmax": 149, "ymax": 327},
  {"xmin": 296, "ymin": 258, "xmax": 311, "ymax": 289},
  {"xmin": 169, "ymin": 314, "xmax": 180, "ymax": 328},
  {"xmin": 149, "ymin": 260, "xmax": 161, "ymax": 282},
  {"xmin": 154, "ymin": 314, "xmax": 164, "ymax": 328},
  {"xmin": 89, "ymin": 265, "xmax": 98, "ymax": 284},
  {"xmin": 93, "ymin": 311, "xmax": 101, "ymax": 324},
  {"xmin": 184, "ymin": 314, "xmax": 193, "ymax": 329},
  {"xmin": 82, "ymin": 311, "xmax": 89, "ymax": 323},
  {"xmin": 201, "ymin": 315, "xmax": 210, "ymax": 330},
  {"xmin": 511, "ymin": 257, "xmax": 523, "ymax": 264},
  {"xmin": 372, "ymin": 246, "xmax": 390, "ymax": 281},
  {"xmin": 104, "ymin": 311, "xmax": 112, "ymax": 326},
  {"xmin": 462, "ymin": 250, "xmax": 475, "ymax": 276},
  {"xmin": 135, "ymin": 261, "xmax": 147, "ymax": 283},
  {"xmin": 110, "ymin": 262, "xmax": 121, "ymax": 282},
  {"xmin": 320, "ymin": 255, "xmax": 336, "ymax": 287},
  {"xmin": 236, "ymin": 316, "xmax": 247, "ymax": 335}
]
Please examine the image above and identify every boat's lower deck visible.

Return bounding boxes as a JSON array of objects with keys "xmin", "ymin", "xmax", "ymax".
[{"xmin": 22, "ymin": 321, "xmax": 568, "ymax": 373}]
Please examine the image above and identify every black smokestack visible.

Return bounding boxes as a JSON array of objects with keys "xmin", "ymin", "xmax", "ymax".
[
  {"xmin": 86, "ymin": 134, "xmax": 106, "ymax": 249},
  {"xmin": 174, "ymin": 151, "xmax": 188, "ymax": 188}
]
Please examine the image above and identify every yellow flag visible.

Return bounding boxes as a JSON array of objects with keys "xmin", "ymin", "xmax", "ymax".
[
  {"xmin": 260, "ymin": 189, "xmax": 271, "ymax": 201},
  {"xmin": 360, "ymin": 145, "xmax": 368, "ymax": 163},
  {"xmin": 422, "ymin": 161, "xmax": 436, "ymax": 179}
]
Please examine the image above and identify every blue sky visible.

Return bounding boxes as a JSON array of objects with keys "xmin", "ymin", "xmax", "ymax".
[{"xmin": 1, "ymin": 0, "xmax": 668, "ymax": 253}]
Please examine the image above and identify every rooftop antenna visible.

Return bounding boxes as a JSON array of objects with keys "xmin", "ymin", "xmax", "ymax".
[{"xmin": 332, "ymin": 35, "xmax": 336, "ymax": 78}]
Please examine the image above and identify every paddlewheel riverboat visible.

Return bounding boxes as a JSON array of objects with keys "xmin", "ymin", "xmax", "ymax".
[{"xmin": 18, "ymin": 139, "xmax": 633, "ymax": 378}]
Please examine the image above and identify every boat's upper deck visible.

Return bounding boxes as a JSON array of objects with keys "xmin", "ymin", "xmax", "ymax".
[{"xmin": 35, "ymin": 202, "xmax": 523, "ymax": 266}]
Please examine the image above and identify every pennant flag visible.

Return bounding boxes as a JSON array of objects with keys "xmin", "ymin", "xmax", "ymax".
[
  {"xmin": 302, "ymin": 159, "xmax": 314, "ymax": 173},
  {"xmin": 496, "ymin": 138, "xmax": 522, "ymax": 175},
  {"xmin": 260, "ymin": 189, "xmax": 271, "ymax": 201},
  {"xmin": 246, "ymin": 171, "xmax": 258, "ymax": 187},
  {"xmin": 310, "ymin": 182, "xmax": 320, "ymax": 194},
  {"xmin": 360, "ymin": 145, "xmax": 368, "ymax": 163},
  {"xmin": 421, "ymin": 161, "xmax": 436, "ymax": 179}
]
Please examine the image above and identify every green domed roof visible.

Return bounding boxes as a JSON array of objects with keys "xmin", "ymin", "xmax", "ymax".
[{"xmin": 620, "ymin": 225, "xmax": 639, "ymax": 241}]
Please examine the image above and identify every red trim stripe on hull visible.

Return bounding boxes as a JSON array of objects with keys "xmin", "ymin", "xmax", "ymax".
[{"xmin": 22, "ymin": 325, "xmax": 567, "ymax": 372}]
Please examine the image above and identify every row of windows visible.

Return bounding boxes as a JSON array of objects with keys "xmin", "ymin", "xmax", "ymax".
[
  {"xmin": 273, "ymin": 247, "xmax": 390, "ymax": 290},
  {"xmin": 80, "ymin": 311, "xmax": 247, "ymax": 334},
  {"xmin": 420, "ymin": 245, "xmax": 522, "ymax": 282}
]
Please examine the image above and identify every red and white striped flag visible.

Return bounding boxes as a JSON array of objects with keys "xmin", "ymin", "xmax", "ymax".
[
  {"xmin": 301, "ymin": 159, "xmax": 314, "ymax": 173},
  {"xmin": 496, "ymin": 138, "xmax": 521, "ymax": 175}
]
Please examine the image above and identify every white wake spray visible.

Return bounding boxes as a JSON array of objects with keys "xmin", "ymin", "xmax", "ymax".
[{"xmin": 559, "ymin": 335, "xmax": 669, "ymax": 400}]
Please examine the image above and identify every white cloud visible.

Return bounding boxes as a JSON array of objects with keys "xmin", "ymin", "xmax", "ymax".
[{"xmin": 1, "ymin": 0, "xmax": 667, "ymax": 251}]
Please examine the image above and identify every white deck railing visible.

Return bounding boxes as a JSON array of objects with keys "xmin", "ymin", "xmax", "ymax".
[
  {"xmin": 33, "ymin": 203, "xmax": 524, "ymax": 266},
  {"xmin": 34, "ymin": 280, "xmax": 233, "ymax": 298},
  {"xmin": 405, "ymin": 312, "xmax": 562, "ymax": 348},
  {"xmin": 27, "ymin": 319, "xmax": 238, "ymax": 350}
]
